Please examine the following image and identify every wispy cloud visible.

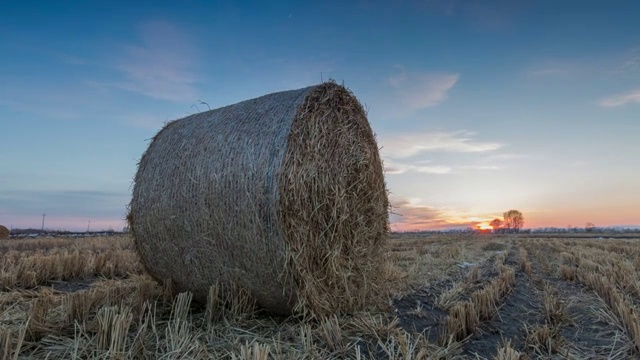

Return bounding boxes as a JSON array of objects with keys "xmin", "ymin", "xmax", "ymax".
[
  {"xmin": 380, "ymin": 130, "xmax": 503, "ymax": 159},
  {"xmin": 388, "ymin": 71, "xmax": 459, "ymax": 110},
  {"xmin": 599, "ymin": 89, "xmax": 640, "ymax": 107},
  {"xmin": 609, "ymin": 48, "xmax": 640, "ymax": 75},
  {"xmin": 385, "ymin": 159, "xmax": 503, "ymax": 175},
  {"xmin": 621, "ymin": 53, "xmax": 640, "ymax": 73},
  {"xmin": 389, "ymin": 197, "xmax": 490, "ymax": 231},
  {"xmin": 114, "ymin": 20, "xmax": 199, "ymax": 102},
  {"xmin": 527, "ymin": 48, "xmax": 640, "ymax": 81},
  {"xmin": 384, "ymin": 160, "xmax": 451, "ymax": 175},
  {"xmin": 468, "ymin": 153, "xmax": 528, "ymax": 171},
  {"xmin": 389, "ymin": 197, "xmax": 449, "ymax": 231},
  {"xmin": 481, "ymin": 153, "xmax": 528, "ymax": 162},
  {"xmin": 460, "ymin": 165, "xmax": 501, "ymax": 170}
]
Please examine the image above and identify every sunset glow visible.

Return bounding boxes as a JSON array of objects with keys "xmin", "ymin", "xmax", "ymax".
[{"xmin": 476, "ymin": 223, "xmax": 493, "ymax": 231}]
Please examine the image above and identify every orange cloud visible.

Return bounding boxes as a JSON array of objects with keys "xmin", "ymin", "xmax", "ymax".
[{"xmin": 389, "ymin": 197, "xmax": 494, "ymax": 231}]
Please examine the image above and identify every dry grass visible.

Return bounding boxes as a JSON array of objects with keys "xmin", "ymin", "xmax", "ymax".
[
  {"xmin": 481, "ymin": 242, "xmax": 508, "ymax": 252},
  {"xmin": 467, "ymin": 265, "xmax": 480, "ymax": 284},
  {"xmin": 493, "ymin": 339, "xmax": 523, "ymax": 360},
  {"xmin": 559, "ymin": 265, "xmax": 577, "ymax": 281},
  {"xmin": 2, "ymin": 233, "xmax": 639, "ymax": 359},
  {"xmin": 518, "ymin": 248, "xmax": 532, "ymax": 277},
  {"xmin": 0, "ymin": 235, "xmax": 473, "ymax": 359},
  {"xmin": 442, "ymin": 258, "xmax": 516, "ymax": 341},
  {"xmin": 541, "ymin": 284, "xmax": 570, "ymax": 327},
  {"xmin": 435, "ymin": 282, "xmax": 467, "ymax": 310},
  {"xmin": 1, "ymin": 249, "xmax": 141, "ymax": 290},
  {"xmin": 388, "ymin": 234, "xmax": 503, "ymax": 292},
  {"xmin": 550, "ymin": 237, "xmax": 640, "ymax": 355},
  {"xmin": 0, "ymin": 236, "xmax": 134, "ymax": 254},
  {"xmin": 581, "ymin": 273, "xmax": 640, "ymax": 353},
  {"xmin": 524, "ymin": 323, "xmax": 563, "ymax": 357}
]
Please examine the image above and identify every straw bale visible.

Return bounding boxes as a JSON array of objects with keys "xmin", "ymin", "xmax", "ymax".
[
  {"xmin": 128, "ymin": 82, "xmax": 388, "ymax": 315},
  {"xmin": 0, "ymin": 225, "xmax": 9, "ymax": 239}
]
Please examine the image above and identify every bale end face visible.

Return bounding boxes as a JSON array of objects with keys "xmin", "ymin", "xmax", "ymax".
[{"xmin": 279, "ymin": 82, "xmax": 389, "ymax": 315}]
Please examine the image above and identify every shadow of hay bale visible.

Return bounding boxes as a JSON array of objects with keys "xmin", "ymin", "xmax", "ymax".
[{"xmin": 128, "ymin": 81, "xmax": 389, "ymax": 316}]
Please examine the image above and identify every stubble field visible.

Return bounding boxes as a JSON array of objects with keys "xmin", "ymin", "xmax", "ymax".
[{"xmin": 1, "ymin": 233, "xmax": 639, "ymax": 359}]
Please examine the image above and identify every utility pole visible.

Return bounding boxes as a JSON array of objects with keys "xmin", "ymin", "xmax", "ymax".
[
  {"xmin": 87, "ymin": 220, "xmax": 91, "ymax": 233},
  {"xmin": 41, "ymin": 213, "xmax": 46, "ymax": 232}
]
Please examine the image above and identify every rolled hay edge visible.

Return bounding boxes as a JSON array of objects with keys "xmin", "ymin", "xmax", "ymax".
[
  {"xmin": 0, "ymin": 225, "xmax": 9, "ymax": 239},
  {"xmin": 128, "ymin": 81, "xmax": 389, "ymax": 316}
]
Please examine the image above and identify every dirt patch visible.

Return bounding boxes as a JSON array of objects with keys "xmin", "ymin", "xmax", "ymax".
[
  {"xmin": 393, "ymin": 253, "xmax": 503, "ymax": 342},
  {"xmin": 47, "ymin": 277, "xmax": 97, "ymax": 293},
  {"xmin": 461, "ymin": 247, "xmax": 544, "ymax": 358},
  {"xmin": 481, "ymin": 242, "xmax": 508, "ymax": 252},
  {"xmin": 393, "ymin": 287, "xmax": 449, "ymax": 341},
  {"xmin": 520, "ymin": 240, "xmax": 633, "ymax": 358},
  {"xmin": 557, "ymin": 281, "xmax": 630, "ymax": 358}
]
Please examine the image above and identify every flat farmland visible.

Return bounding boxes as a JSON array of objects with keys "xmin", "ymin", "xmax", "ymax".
[{"xmin": 1, "ymin": 233, "xmax": 639, "ymax": 359}]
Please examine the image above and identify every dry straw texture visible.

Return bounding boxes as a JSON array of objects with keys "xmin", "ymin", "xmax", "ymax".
[
  {"xmin": 0, "ymin": 225, "xmax": 9, "ymax": 239},
  {"xmin": 128, "ymin": 82, "xmax": 389, "ymax": 316}
]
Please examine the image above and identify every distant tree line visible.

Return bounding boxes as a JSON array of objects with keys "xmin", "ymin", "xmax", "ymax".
[
  {"xmin": 6, "ymin": 228, "xmax": 124, "ymax": 239},
  {"xmin": 395, "ymin": 226, "xmax": 639, "ymax": 235},
  {"xmin": 532, "ymin": 224, "xmax": 639, "ymax": 233}
]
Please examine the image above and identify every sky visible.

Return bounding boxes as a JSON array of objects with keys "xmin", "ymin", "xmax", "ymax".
[{"xmin": 1, "ymin": 1, "xmax": 639, "ymax": 232}]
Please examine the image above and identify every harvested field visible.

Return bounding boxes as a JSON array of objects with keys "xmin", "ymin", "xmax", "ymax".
[{"xmin": 1, "ymin": 233, "xmax": 639, "ymax": 359}]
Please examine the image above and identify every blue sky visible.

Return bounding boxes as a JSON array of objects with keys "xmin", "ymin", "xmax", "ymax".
[{"xmin": 1, "ymin": 1, "xmax": 639, "ymax": 231}]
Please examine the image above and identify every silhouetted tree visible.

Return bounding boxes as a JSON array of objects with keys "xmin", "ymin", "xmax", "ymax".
[
  {"xmin": 585, "ymin": 222, "xmax": 595, "ymax": 232},
  {"xmin": 503, "ymin": 210, "xmax": 524, "ymax": 233},
  {"xmin": 490, "ymin": 218, "xmax": 503, "ymax": 233}
]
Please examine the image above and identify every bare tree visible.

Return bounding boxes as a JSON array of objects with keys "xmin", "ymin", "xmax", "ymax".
[
  {"xmin": 490, "ymin": 218, "xmax": 503, "ymax": 233},
  {"xmin": 503, "ymin": 210, "xmax": 524, "ymax": 233},
  {"xmin": 585, "ymin": 222, "xmax": 595, "ymax": 232}
]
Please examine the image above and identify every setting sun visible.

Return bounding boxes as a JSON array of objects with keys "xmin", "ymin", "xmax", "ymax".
[{"xmin": 477, "ymin": 223, "xmax": 493, "ymax": 230}]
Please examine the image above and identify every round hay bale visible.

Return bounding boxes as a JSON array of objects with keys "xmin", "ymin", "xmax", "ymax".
[
  {"xmin": 129, "ymin": 82, "xmax": 389, "ymax": 315},
  {"xmin": 0, "ymin": 225, "xmax": 9, "ymax": 239}
]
